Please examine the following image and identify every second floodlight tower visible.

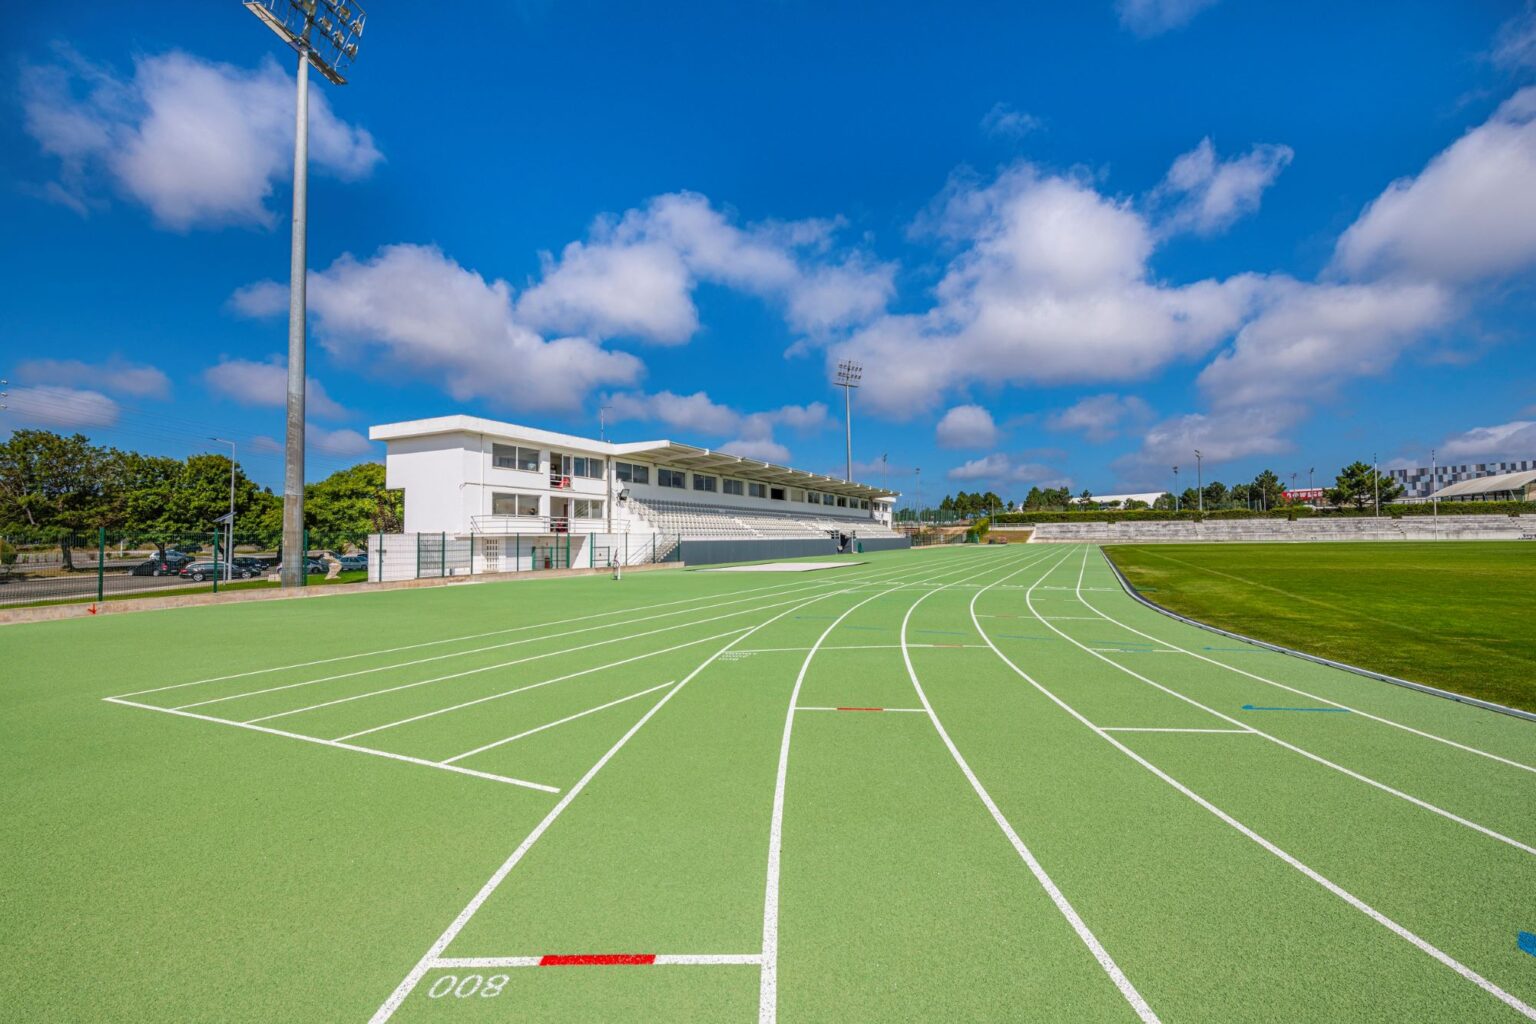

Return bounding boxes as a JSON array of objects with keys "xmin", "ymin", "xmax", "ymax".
[
  {"xmin": 244, "ymin": 0, "xmax": 366, "ymax": 586},
  {"xmin": 834, "ymin": 359, "xmax": 861, "ymax": 483}
]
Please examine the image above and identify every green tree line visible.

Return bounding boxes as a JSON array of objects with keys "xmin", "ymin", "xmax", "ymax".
[{"xmin": 0, "ymin": 429, "xmax": 402, "ymax": 566}]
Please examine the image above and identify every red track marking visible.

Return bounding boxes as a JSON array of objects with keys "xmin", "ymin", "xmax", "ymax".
[
  {"xmin": 835, "ymin": 706, "xmax": 884, "ymax": 712},
  {"xmin": 538, "ymin": 953, "xmax": 656, "ymax": 967}
]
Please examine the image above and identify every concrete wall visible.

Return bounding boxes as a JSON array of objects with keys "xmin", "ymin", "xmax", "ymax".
[{"xmin": 1030, "ymin": 514, "xmax": 1536, "ymax": 544}]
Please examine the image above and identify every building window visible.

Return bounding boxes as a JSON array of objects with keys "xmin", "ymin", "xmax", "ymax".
[
  {"xmin": 493, "ymin": 444, "xmax": 540, "ymax": 472},
  {"xmin": 723, "ymin": 478, "xmax": 744, "ymax": 496},
  {"xmin": 749, "ymin": 482, "xmax": 767, "ymax": 498},
  {"xmin": 616, "ymin": 461, "xmax": 650, "ymax": 484},
  {"xmin": 836, "ymin": 496, "xmax": 848, "ymax": 507},
  {"xmin": 573, "ymin": 499, "xmax": 605, "ymax": 518},
  {"xmin": 807, "ymin": 492, "xmax": 820, "ymax": 504},
  {"xmin": 770, "ymin": 487, "xmax": 785, "ymax": 501},
  {"xmin": 693, "ymin": 474, "xmax": 717, "ymax": 493},
  {"xmin": 658, "ymin": 468, "xmax": 686, "ymax": 489},
  {"xmin": 491, "ymin": 492, "xmax": 539, "ymax": 516},
  {"xmin": 572, "ymin": 456, "xmax": 604, "ymax": 479}
]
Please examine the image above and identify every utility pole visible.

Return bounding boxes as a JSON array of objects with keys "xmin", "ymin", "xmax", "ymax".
[
  {"xmin": 245, "ymin": 0, "xmax": 367, "ymax": 587},
  {"xmin": 211, "ymin": 438, "xmax": 237, "ymax": 580},
  {"xmin": 834, "ymin": 360, "xmax": 862, "ymax": 482},
  {"xmin": 1194, "ymin": 449, "xmax": 1203, "ymax": 513}
]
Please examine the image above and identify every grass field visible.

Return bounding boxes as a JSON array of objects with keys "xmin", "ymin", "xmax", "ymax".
[
  {"xmin": 1104, "ymin": 542, "xmax": 1536, "ymax": 713},
  {"xmin": 4, "ymin": 545, "xmax": 1535, "ymax": 1022}
]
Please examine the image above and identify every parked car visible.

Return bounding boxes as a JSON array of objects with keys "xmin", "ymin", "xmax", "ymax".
[
  {"xmin": 232, "ymin": 556, "xmax": 272, "ymax": 573},
  {"xmin": 130, "ymin": 553, "xmax": 193, "ymax": 576},
  {"xmin": 179, "ymin": 561, "xmax": 256, "ymax": 582},
  {"xmin": 337, "ymin": 553, "xmax": 368, "ymax": 571},
  {"xmin": 273, "ymin": 560, "xmax": 328, "ymax": 576}
]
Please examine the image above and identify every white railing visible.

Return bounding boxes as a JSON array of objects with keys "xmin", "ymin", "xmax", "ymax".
[{"xmin": 471, "ymin": 514, "xmax": 604, "ymax": 535}]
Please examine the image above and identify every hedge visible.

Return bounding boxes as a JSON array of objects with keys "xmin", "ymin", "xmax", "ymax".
[{"xmin": 991, "ymin": 501, "xmax": 1536, "ymax": 525}]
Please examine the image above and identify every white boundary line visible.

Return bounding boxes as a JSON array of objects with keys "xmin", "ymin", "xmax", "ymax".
[
  {"xmin": 430, "ymin": 953, "xmax": 762, "ymax": 968},
  {"xmin": 793, "ymin": 706, "xmax": 925, "ymax": 713},
  {"xmin": 365, "ymin": 566, "xmax": 939, "ymax": 1024},
  {"xmin": 442, "ymin": 681, "xmax": 675, "ymax": 765},
  {"xmin": 971, "ymin": 546, "xmax": 1536, "ymax": 1022},
  {"xmin": 1089, "ymin": 549, "xmax": 1536, "ymax": 775},
  {"xmin": 110, "ymin": 562, "xmax": 908, "ymax": 700},
  {"xmin": 900, "ymin": 547, "xmax": 1163, "ymax": 1024},
  {"xmin": 1035, "ymin": 548, "xmax": 1536, "ymax": 858},
  {"xmin": 1100, "ymin": 727, "xmax": 1254, "ymax": 734},
  {"xmin": 757, "ymin": 549, "xmax": 1035, "ymax": 1024},
  {"xmin": 101, "ymin": 697, "xmax": 559, "ymax": 793}
]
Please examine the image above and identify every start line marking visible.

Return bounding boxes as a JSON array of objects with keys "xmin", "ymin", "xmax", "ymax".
[
  {"xmin": 434, "ymin": 952, "xmax": 761, "ymax": 968},
  {"xmin": 795, "ymin": 705, "xmax": 925, "ymax": 713}
]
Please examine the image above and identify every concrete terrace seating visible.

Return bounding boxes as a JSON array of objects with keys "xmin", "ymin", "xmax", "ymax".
[
  {"xmin": 630, "ymin": 498, "xmax": 901, "ymax": 540},
  {"xmin": 1028, "ymin": 514, "xmax": 1533, "ymax": 543}
]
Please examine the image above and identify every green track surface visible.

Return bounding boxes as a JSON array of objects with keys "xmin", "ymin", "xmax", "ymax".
[
  {"xmin": 1103, "ymin": 541, "xmax": 1536, "ymax": 712},
  {"xmin": 3, "ymin": 545, "xmax": 1534, "ymax": 1022}
]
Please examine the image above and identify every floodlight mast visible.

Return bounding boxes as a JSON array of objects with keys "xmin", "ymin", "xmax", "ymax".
[
  {"xmin": 243, "ymin": 1, "xmax": 365, "ymax": 587},
  {"xmin": 834, "ymin": 360, "xmax": 862, "ymax": 482}
]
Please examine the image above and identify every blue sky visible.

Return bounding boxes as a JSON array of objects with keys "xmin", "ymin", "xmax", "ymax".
[{"xmin": 4, "ymin": 0, "xmax": 1535, "ymax": 502}]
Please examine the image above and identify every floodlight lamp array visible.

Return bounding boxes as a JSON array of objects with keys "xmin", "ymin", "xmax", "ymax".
[
  {"xmin": 244, "ymin": 0, "xmax": 366, "ymax": 85},
  {"xmin": 835, "ymin": 360, "xmax": 863, "ymax": 387}
]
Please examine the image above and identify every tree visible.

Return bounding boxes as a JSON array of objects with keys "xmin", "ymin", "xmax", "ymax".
[
  {"xmin": 1023, "ymin": 486, "xmax": 1045, "ymax": 510},
  {"xmin": 1078, "ymin": 488, "xmax": 1094, "ymax": 505},
  {"xmin": 1328, "ymin": 461, "xmax": 1404, "ymax": 511},
  {"xmin": 1253, "ymin": 469, "xmax": 1284, "ymax": 511},
  {"xmin": 1202, "ymin": 481, "xmax": 1229, "ymax": 509},
  {"xmin": 1180, "ymin": 487, "xmax": 1200, "ymax": 510},
  {"xmin": 1153, "ymin": 492, "xmax": 1175, "ymax": 511},
  {"xmin": 0, "ymin": 430, "xmax": 116, "ymax": 568},
  {"xmin": 305, "ymin": 463, "xmax": 403, "ymax": 548},
  {"xmin": 1123, "ymin": 499, "xmax": 1150, "ymax": 510}
]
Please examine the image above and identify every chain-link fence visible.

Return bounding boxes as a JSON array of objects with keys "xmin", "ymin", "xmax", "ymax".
[
  {"xmin": 0, "ymin": 528, "xmax": 370, "ymax": 608},
  {"xmin": 367, "ymin": 531, "xmax": 681, "ymax": 583}
]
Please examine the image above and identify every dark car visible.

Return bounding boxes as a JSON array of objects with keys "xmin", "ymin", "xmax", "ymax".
[
  {"xmin": 232, "ymin": 556, "xmax": 272, "ymax": 573},
  {"xmin": 130, "ymin": 553, "xmax": 193, "ymax": 577},
  {"xmin": 179, "ymin": 561, "xmax": 256, "ymax": 582}
]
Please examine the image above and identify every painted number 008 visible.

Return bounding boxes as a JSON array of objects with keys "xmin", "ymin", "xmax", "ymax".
[{"xmin": 426, "ymin": 974, "xmax": 509, "ymax": 999}]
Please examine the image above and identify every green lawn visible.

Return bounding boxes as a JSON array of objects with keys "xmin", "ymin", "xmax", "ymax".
[{"xmin": 1104, "ymin": 541, "xmax": 1536, "ymax": 713}]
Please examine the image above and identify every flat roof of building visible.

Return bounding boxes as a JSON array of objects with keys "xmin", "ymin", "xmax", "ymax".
[{"xmin": 370, "ymin": 415, "xmax": 900, "ymax": 501}]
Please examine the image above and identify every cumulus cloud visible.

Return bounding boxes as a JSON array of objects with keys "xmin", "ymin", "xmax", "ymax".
[
  {"xmin": 234, "ymin": 244, "xmax": 643, "ymax": 415},
  {"xmin": 935, "ymin": 405, "xmax": 1000, "ymax": 448},
  {"xmin": 1109, "ymin": 404, "xmax": 1300, "ymax": 489},
  {"xmin": 833, "ymin": 164, "xmax": 1261, "ymax": 417},
  {"xmin": 603, "ymin": 390, "xmax": 829, "ymax": 462},
  {"xmin": 981, "ymin": 103, "xmax": 1042, "ymax": 139},
  {"xmin": 13, "ymin": 357, "xmax": 170, "ymax": 399},
  {"xmin": 0, "ymin": 385, "xmax": 119, "ymax": 429},
  {"xmin": 947, "ymin": 452, "xmax": 1070, "ymax": 489},
  {"xmin": 1197, "ymin": 279, "xmax": 1453, "ymax": 407},
  {"xmin": 1332, "ymin": 88, "xmax": 1536, "ymax": 283},
  {"xmin": 251, "ymin": 424, "xmax": 376, "ymax": 458},
  {"xmin": 1437, "ymin": 420, "xmax": 1536, "ymax": 460},
  {"xmin": 516, "ymin": 192, "xmax": 893, "ymax": 345},
  {"xmin": 1153, "ymin": 137, "xmax": 1293, "ymax": 236},
  {"xmin": 719, "ymin": 437, "xmax": 792, "ymax": 463},
  {"xmin": 1046, "ymin": 393, "xmax": 1153, "ymax": 442},
  {"xmin": 203, "ymin": 357, "xmax": 351, "ymax": 420},
  {"xmin": 1493, "ymin": 4, "xmax": 1536, "ymax": 70},
  {"xmin": 1116, "ymin": 0, "xmax": 1221, "ymax": 36},
  {"xmin": 21, "ymin": 47, "xmax": 381, "ymax": 230}
]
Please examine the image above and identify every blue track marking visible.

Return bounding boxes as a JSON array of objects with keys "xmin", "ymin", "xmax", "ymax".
[
  {"xmin": 1519, "ymin": 931, "xmax": 1536, "ymax": 958},
  {"xmin": 1241, "ymin": 704, "xmax": 1351, "ymax": 713}
]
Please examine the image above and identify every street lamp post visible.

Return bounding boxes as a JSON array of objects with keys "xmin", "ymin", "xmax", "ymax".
[
  {"xmin": 211, "ymin": 437, "xmax": 237, "ymax": 580},
  {"xmin": 1194, "ymin": 449, "xmax": 1203, "ymax": 513},
  {"xmin": 245, "ymin": 0, "xmax": 366, "ymax": 587}
]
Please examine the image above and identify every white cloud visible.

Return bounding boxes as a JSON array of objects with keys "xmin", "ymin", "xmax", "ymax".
[
  {"xmin": 1110, "ymin": 404, "xmax": 1300, "ymax": 489},
  {"xmin": 235, "ymin": 244, "xmax": 644, "ymax": 415},
  {"xmin": 935, "ymin": 405, "xmax": 1000, "ymax": 449},
  {"xmin": 603, "ymin": 391, "xmax": 829, "ymax": 465},
  {"xmin": 251, "ymin": 424, "xmax": 376, "ymax": 459},
  {"xmin": 1154, "ymin": 137, "xmax": 1293, "ymax": 236},
  {"xmin": 1197, "ymin": 279, "xmax": 1453, "ymax": 407},
  {"xmin": 1437, "ymin": 420, "xmax": 1536, "ymax": 460},
  {"xmin": 229, "ymin": 280, "xmax": 289, "ymax": 318},
  {"xmin": 834, "ymin": 164, "xmax": 1261, "ymax": 417},
  {"xmin": 21, "ymin": 48, "xmax": 381, "ymax": 230},
  {"xmin": 13, "ymin": 357, "xmax": 170, "ymax": 399},
  {"xmin": 1332, "ymin": 88, "xmax": 1536, "ymax": 283},
  {"xmin": 981, "ymin": 103, "xmax": 1042, "ymax": 139},
  {"xmin": 203, "ymin": 357, "xmax": 351, "ymax": 421},
  {"xmin": 516, "ymin": 192, "xmax": 893, "ymax": 345},
  {"xmin": 1116, "ymin": 0, "xmax": 1222, "ymax": 36},
  {"xmin": 947, "ymin": 452, "xmax": 1070, "ymax": 489},
  {"xmin": 1046, "ymin": 393, "xmax": 1153, "ymax": 443},
  {"xmin": 0, "ymin": 385, "xmax": 119, "ymax": 429},
  {"xmin": 719, "ymin": 437, "xmax": 792, "ymax": 463},
  {"xmin": 1494, "ymin": 4, "xmax": 1536, "ymax": 70}
]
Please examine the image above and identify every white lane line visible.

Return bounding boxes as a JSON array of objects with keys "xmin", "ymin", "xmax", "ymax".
[
  {"xmin": 101, "ymin": 697, "xmax": 559, "ymax": 793},
  {"xmin": 1088, "ymin": 550, "xmax": 1536, "ymax": 776},
  {"xmin": 367, "ymin": 578, "xmax": 896, "ymax": 1024},
  {"xmin": 757, "ymin": 551, "xmax": 1029, "ymax": 1024},
  {"xmin": 333, "ymin": 627, "xmax": 751, "ymax": 741},
  {"xmin": 1101, "ymin": 727, "xmax": 1256, "ymax": 734},
  {"xmin": 442, "ymin": 681, "xmax": 675, "ymax": 765},
  {"xmin": 429, "ymin": 954, "xmax": 762, "ymax": 968},
  {"xmin": 972, "ymin": 551, "xmax": 1536, "ymax": 1023},
  {"xmin": 111, "ymin": 562, "xmax": 905, "ymax": 700},
  {"xmin": 1089, "ymin": 648, "xmax": 1178, "ymax": 654},
  {"xmin": 898, "ymin": 547, "xmax": 1162, "ymax": 1024},
  {"xmin": 736, "ymin": 644, "xmax": 988, "ymax": 652},
  {"xmin": 793, "ymin": 706, "xmax": 926, "ymax": 713},
  {"xmin": 1048, "ymin": 550, "xmax": 1536, "ymax": 858},
  {"xmin": 172, "ymin": 573, "xmax": 871, "ymax": 711}
]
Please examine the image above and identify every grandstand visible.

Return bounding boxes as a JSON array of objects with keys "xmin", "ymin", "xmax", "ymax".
[{"xmin": 368, "ymin": 416, "xmax": 905, "ymax": 571}]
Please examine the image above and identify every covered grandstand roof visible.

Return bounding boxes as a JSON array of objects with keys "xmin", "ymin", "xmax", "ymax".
[
  {"xmin": 1429, "ymin": 468, "xmax": 1536, "ymax": 500},
  {"xmin": 370, "ymin": 414, "xmax": 899, "ymax": 502}
]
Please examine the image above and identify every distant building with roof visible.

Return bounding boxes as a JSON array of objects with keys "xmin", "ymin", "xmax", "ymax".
[{"xmin": 1388, "ymin": 459, "xmax": 1536, "ymax": 499}]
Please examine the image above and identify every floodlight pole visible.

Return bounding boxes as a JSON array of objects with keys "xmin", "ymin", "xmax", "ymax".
[
  {"xmin": 834, "ymin": 360, "xmax": 861, "ymax": 482},
  {"xmin": 1172, "ymin": 466, "xmax": 1179, "ymax": 512},
  {"xmin": 1431, "ymin": 449, "xmax": 1438, "ymax": 522},
  {"xmin": 1194, "ymin": 449, "xmax": 1203, "ymax": 513},
  {"xmin": 276, "ymin": 48, "xmax": 312, "ymax": 587},
  {"xmin": 1372, "ymin": 452, "xmax": 1380, "ymax": 517}
]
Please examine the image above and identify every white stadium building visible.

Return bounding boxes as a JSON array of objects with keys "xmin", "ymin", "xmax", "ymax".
[{"xmin": 367, "ymin": 416, "xmax": 906, "ymax": 575}]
